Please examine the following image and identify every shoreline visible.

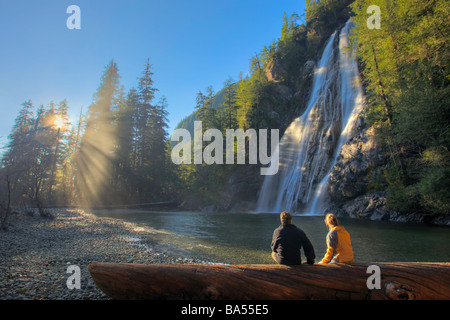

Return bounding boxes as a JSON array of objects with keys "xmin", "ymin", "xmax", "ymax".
[
  {"xmin": 0, "ymin": 209, "xmax": 201, "ymax": 300},
  {"xmin": 1, "ymin": 208, "xmax": 449, "ymax": 300}
]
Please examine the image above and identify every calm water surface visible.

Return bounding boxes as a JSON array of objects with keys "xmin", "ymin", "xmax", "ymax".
[{"xmin": 91, "ymin": 210, "xmax": 450, "ymax": 264}]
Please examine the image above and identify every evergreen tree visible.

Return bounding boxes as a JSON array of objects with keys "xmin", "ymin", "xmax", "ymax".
[
  {"xmin": 60, "ymin": 124, "xmax": 79, "ymax": 204},
  {"xmin": 195, "ymin": 86, "xmax": 216, "ymax": 130},
  {"xmin": 223, "ymin": 77, "xmax": 238, "ymax": 130},
  {"xmin": 75, "ymin": 60, "xmax": 121, "ymax": 206},
  {"xmin": 26, "ymin": 104, "xmax": 51, "ymax": 213},
  {"xmin": 127, "ymin": 88, "xmax": 140, "ymax": 173},
  {"xmin": 2, "ymin": 101, "xmax": 36, "ymax": 205},
  {"xmin": 111, "ymin": 85, "xmax": 135, "ymax": 202},
  {"xmin": 136, "ymin": 59, "xmax": 158, "ymax": 169},
  {"xmin": 133, "ymin": 59, "xmax": 159, "ymax": 200},
  {"xmin": 46, "ymin": 100, "xmax": 71, "ymax": 203},
  {"xmin": 3, "ymin": 100, "xmax": 34, "ymax": 171},
  {"xmin": 148, "ymin": 96, "xmax": 170, "ymax": 199}
]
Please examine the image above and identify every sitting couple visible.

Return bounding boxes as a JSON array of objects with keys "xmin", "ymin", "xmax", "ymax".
[{"xmin": 271, "ymin": 211, "xmax": 354, "ymax": 265}]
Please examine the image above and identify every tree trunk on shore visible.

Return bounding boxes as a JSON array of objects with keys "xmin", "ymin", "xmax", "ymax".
[
  {"xmin": 88, "ymin": 262, "xmax": 450, "ymax": 300},
  {"xmin": 0, "ymin": 176, "xmax": 12, "ymax": 230}
]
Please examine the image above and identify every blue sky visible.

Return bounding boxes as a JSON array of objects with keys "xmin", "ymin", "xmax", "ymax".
[{"xmin": 0, "ymin": 0, "xmax": 305, "ymax": 150}]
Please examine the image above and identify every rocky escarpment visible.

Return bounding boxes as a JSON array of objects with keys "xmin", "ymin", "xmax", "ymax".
[
  {"xmin": 325, "ymin": 123, "xmax": 450, "ymax": 226},
  {"xmin": 327, "ymin": 123, "xmax": 385, "ymax": 203}
]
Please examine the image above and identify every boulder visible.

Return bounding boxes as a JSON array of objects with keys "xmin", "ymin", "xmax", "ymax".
[{"xmin": 301, "ymin": 60, "xmax": 316, "ymax": 80}]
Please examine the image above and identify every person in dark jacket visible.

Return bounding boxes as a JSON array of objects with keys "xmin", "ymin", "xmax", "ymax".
[{"xmin": 271, "ymin": 211, "xmax": 315, "ymax": 265}]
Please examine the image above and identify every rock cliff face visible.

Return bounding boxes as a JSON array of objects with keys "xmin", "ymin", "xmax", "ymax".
[
  {"xmin": 324, "ymin": 123, "xmax": 450, "ymax": 226},
  {"xmin": 220, "ymin": 165, "xmax": 264, "ymax": 212},
  {"xmin": 323, "ymin": 121, "xmax": 392, "ymax": 220},
  {"xmin": 327, "ymin": 124, "xmax": 385, "ymax": 203}
]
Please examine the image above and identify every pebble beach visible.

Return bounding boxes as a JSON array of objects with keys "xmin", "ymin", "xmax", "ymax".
[{"xmin": 0, "ymin": 209, "xmax": 199, "ymax": 300}]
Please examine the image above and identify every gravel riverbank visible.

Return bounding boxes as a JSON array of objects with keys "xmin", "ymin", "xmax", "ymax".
[{"xmin": 0, "ymin": 209, "xmax": 200, "ymax": 300}]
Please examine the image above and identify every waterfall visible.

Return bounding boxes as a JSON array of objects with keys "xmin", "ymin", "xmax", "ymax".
[{"xmin": 255, "ymin": 20, "xmax": 364, "ymax": 214}]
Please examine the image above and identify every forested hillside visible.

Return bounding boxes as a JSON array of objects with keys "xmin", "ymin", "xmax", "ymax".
[{"xmin": 350, "ymin": 0, "xmax": 449, "ymax": 214}]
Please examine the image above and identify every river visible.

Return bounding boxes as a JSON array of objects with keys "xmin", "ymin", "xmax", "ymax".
[{"xmin": 90, "ymin": 210, "xmax": 450, "ymax": 264}]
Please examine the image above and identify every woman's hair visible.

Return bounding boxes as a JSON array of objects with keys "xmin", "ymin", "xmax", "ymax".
[
  {"xmin": 324, "ymin": 213, "xmax": 338, "ymax": 229},
  {"xmin": 280, "ymin": 211, "xmax": 292, "ymax": 225}
]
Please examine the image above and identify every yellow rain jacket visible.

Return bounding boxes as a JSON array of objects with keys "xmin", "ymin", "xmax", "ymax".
[{"xmin": 320, "ymin": 226, "xmax": 354, "ymax": 264}]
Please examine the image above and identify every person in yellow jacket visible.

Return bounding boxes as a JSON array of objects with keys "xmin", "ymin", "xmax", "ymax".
[{"xmin": 319, "ymin": 213, "xmax": 354, "ymax": 264}]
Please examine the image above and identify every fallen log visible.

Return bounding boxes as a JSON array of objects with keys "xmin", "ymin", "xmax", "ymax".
[{"xmin": 88, "ymin": 262, "xmax": 450, "ymax": 300}]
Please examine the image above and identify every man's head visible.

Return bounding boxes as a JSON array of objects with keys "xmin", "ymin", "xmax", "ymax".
[{"xmin": 280, "ymin": 211, "xmax": 292, "ymax": 225}]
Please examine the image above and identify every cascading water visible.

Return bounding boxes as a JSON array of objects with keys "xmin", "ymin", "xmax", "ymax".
[{"xmin": 256, "ymin": 20, "xmax": 364, "ymax": 214}]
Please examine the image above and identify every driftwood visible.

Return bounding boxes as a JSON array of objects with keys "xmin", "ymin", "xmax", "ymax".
[{"xmin": 88, "ymin": 262, "xmax": 450, "ymax": 300}]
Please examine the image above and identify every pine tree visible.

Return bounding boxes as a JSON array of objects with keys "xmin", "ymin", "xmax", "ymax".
[
  {"xmin": 133, "ymin": 59, "xmax": 159, "ymax": 200},
  {"xmin": 127, "ymin": 88, "xmax": 140, "ymax": 172},
  {"xmin": 112, "ymin": 86, "xmax": 137, "ymax": 202},
  {"xmin": 27, "ymin": 105, "xmax": 50, "ymax": 213},
  {"xmin": 60, "ymin": 124, "xmax": 78, "ymax": 204},
  {"xmin": 3, "ymin": 100, "xmax": 34, "ymax": 169},
  {"xmin": 46, "ymin": 100, "xmax": 71, "ymax": 203},
  {"xmin": 195, "ymin": 86, "xmax": 216, "ymax": 130},
  {"xmin": 136, "ymin": 59, "xmax": 158, "ymax": 169},
  {"xmin": 148, "ymin": 96, "xmax": 170, "ymax": 199},
  {"xmin": 2, "ymin": 101, "xmax": 35, "ymax": 204},
  {"xmin": 75, "ymin": 60, "xmax": 121, "ymax": 206},
  {"xmin": 223, "ymin": 77, "xmax": 238, "ymax": 130}
]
